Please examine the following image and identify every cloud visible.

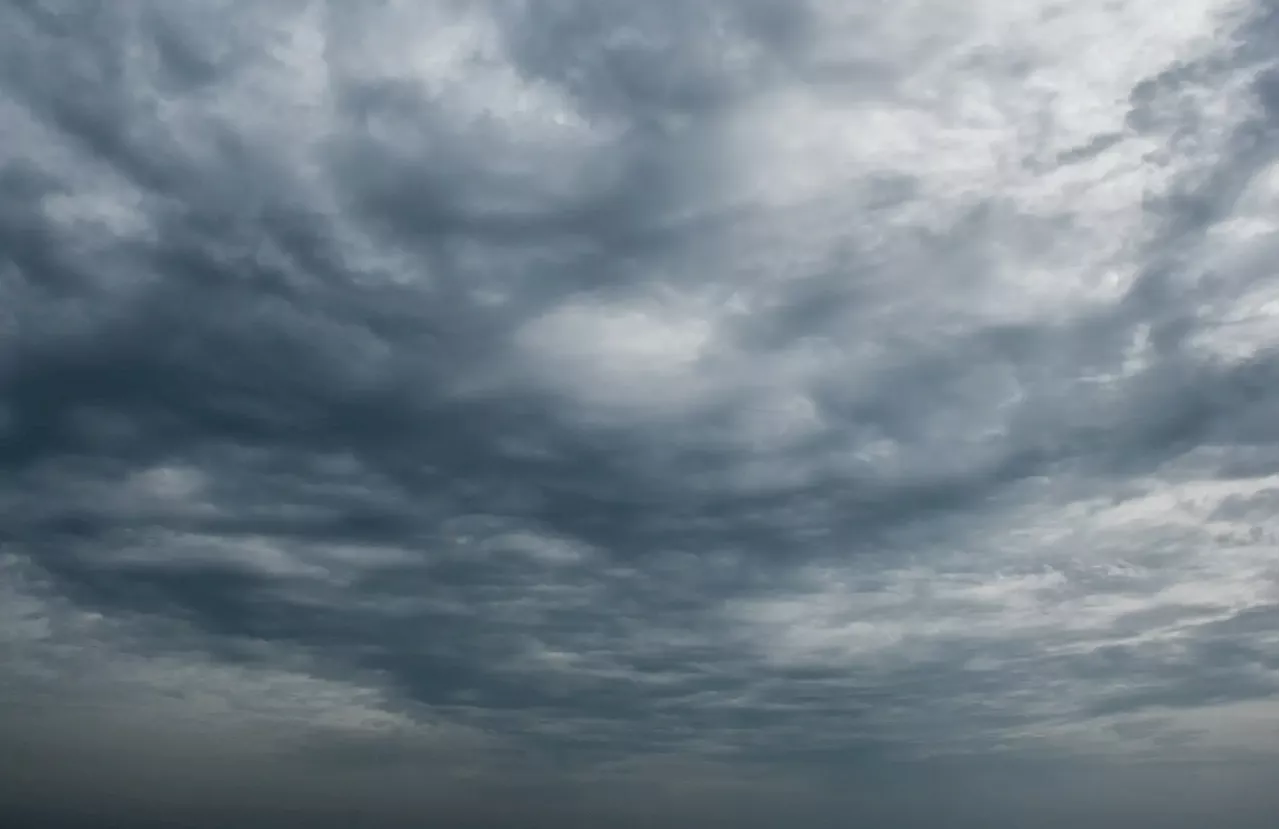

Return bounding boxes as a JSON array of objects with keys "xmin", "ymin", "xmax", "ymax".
[{"xmin": 0, "ymin": 0, "xmax": 1275, "ymax": 826}]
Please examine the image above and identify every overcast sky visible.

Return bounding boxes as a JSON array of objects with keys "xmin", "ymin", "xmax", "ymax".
[{"xmin": 0, "ymin": 1, "xmax": 1276, "ymax": 827}]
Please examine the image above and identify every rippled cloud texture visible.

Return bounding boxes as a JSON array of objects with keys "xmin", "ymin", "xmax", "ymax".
[{"xmin": 1, "ymin": 1, "xmax": 1277, "ymax": 827}]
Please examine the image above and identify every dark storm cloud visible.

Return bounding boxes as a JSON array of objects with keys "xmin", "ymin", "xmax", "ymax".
[{"xmin": 1, "ymin": 0, "xmax": 1276, "ymax": 827}]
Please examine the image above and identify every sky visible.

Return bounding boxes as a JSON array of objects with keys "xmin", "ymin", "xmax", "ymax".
[{"xmin": 0, "ymin": 1, "xmax": 1276, "ymax": 827}]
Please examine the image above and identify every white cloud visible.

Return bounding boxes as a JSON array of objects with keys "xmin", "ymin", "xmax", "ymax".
[
  {"xmin": 727, "ymin": 466, "xmax": 1277, "ymax": 754},
  {"xmin": 515, "ymin": 293, "xmax": 724, "ymax": 419}
]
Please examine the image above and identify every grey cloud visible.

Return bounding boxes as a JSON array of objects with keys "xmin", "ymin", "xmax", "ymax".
[{"xmin": 1, "ymin": 0, "xmax": 1276, "ymax": 826}]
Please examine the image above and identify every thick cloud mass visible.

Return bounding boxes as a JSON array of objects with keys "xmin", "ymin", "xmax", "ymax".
[{"xmin": 1, "ymin": 1, "xmax": 1276, "ymax": 827}]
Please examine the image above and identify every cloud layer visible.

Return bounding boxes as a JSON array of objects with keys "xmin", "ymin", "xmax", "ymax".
[{"xmin": 1, "ymin": 0, "xmax": 1276, "ymax": 826}]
